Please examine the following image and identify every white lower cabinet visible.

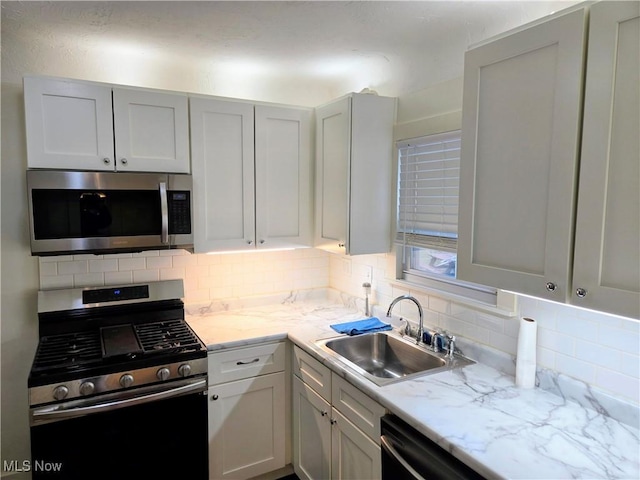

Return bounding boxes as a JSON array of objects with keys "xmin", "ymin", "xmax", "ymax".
[
  {"xmin": 208, "ymin": 342, "xmax": 286, "ymax": 480},
  {"xmin": 292, "ymin": 346, "xmax": 384, "ymax": 480}
]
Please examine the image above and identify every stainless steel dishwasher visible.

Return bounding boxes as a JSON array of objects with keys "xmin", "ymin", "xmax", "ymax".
[{"xmin": 381, "ymin": 414, "xmax": 487, "ymax": 480}]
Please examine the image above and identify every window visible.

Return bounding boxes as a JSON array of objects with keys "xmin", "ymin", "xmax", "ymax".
[{"xmin": 396, "ymin": 131, "xmax": 496, "ymax": 305}]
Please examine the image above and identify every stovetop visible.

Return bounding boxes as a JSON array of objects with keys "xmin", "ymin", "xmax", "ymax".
[
  {"xmin": 28, "ymin": 280, "xmax": 208, "ymax": 405},
  {"xmin": 29, "ymin": 318, "xmax": 207, "ymax": 386}
]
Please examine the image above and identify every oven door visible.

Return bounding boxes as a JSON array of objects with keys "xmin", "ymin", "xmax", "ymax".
[{"xmin": 30, "ymin": 377, "xmax": 208, "ymax": 479}]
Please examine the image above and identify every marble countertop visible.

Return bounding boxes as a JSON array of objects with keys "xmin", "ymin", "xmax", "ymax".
[{"xmin": 186, "ymin": 290, "xmax": 639, "ymax": 480}]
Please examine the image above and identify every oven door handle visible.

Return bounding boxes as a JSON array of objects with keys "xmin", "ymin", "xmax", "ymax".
[
  {"xmin": 381, "ymin": 434, "xmax": 427, "ymax": 480},
  {"xmin": 31, "ymin": 378, "xmax": 206, "ymax": 425}
]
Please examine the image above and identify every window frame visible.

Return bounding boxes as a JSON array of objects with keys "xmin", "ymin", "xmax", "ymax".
[{"xmin": 394, "ymin": 131, "xmax": 500, "ymax": 308}]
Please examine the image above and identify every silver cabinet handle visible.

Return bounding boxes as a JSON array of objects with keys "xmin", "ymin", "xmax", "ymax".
[
  {"xmin": 247, "ymin": 240, "xmax": 254, "ymax": 245},
  {"xmin": 103, "ymin": 157, "xmax": 111, "ymax": 165},
  {"xmin": 576, "ymin": 288, "xmax": 588, "ymax": 298},
  {"xmin": 338, "ymin": 243, "xmax": 345, "ymax": 248},
  {"xmin": 159, "ymin": 181, "xmax": 169, "ymax": 244},
  {"xmin": 236, "ymin": 358, "xmax": 260, "ymax": 366},
  {"xmin": 330, "ymin": 418, "xmax": 337, "ymax": 425},
  {"xmin": 211, "ymin": 394, "xmax": 219, "ymax": 401},
  {"xmin": 120, "ymin": 158, "xmax": 128, "ymax": 165},
  {"xmin": 259, "ymin": 239, "xmax": 265, "ymax": 244},
  {"xmin": 320, "ymin": 410, "xmax": 328, "ymax": 417},
  {"xmin": 546, "ymin": 282, "xmax": 557, "ymax": 292}
]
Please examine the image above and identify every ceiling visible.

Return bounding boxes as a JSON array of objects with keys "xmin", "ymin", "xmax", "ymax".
[{"xmin": 1, "ymin": 1, "xmax": 579, "ymax": 105}]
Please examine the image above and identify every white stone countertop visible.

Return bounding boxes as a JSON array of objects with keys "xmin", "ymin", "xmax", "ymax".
[{"xmin": 186, "ymin": 291, "xmax": 640, "ymax": 480}]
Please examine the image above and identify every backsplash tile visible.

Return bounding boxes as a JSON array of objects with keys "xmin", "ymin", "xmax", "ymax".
[
  {"xmin": 328, "ymin": 252, "xmax": 640, "ymax": 407},
  {"xmin": 38, "ymin": 247, "xmax": 639, "ymax": 409}
]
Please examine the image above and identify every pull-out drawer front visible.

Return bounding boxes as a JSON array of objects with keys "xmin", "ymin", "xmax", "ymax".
[
  {"xmin": 332, "ymin": 373, "xmax": 385, "ymax": 442},
  {"xmin": 293, "ymin": 345, "xmax": 332, "ymax": 402},
  {"xmin": 208, "ymin": 342, "xmax": 285, "ymax": 386}
]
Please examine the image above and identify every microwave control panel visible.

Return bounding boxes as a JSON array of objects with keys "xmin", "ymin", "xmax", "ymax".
[{"xmin": 167, "ymin": 191, "xmax": 192, "ymax": 234}]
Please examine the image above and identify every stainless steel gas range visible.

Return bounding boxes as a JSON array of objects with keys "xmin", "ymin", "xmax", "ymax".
[{"xmin": 28, "ymin": 279, "xmax": 208, "ymax": 479}]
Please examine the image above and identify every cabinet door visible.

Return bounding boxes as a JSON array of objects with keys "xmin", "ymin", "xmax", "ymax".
[
  {"xmin": 458, "ymin": 9, "xmax": 587, "ymax": 302},
  {"xmin": 255, "ymin": 105, "xmax": 313, "ymax": 249},
  {"xmin": 208, "ymin": 372, "xmax": 286, "ymax": 480},
  {"xmin": 348, "ymin": 94, "xmax": 395, "ymax": 256},
  {"xmin": 331, "ymin": 408, "xmax": 381, "ymax": 480},
  {"xmin": 112, "ymin": 88, "xmax": 189, "ymax": 173},
  {"xmin": 292, "ymin": 376, "xmax": 332, "ymax": 480},
  {"xmin": 572, "ymin": 2, "xmax": 640, "ymax": 319},
  {"xmin": 24, "ymin": 76, "xmax": 115, "ymax": 170},
  {"xmin": 190, "ymin": 97, "xmax": 255, "ymax": 252},
  {"xmin": 315, "ymin": 97, "xmax": 351, "ymax": 254}
]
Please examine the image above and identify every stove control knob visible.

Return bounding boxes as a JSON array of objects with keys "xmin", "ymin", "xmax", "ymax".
[
  {"xmin": 53, "ymin": 385, "xmax": 69, "ymax": 401},
  {"xmin": 156, "ymin": 368, "xmax": 171, "ymax": 381},
  {"xmin": 119, "ymin": 374, "xmax": 134, "ymax": 388},
  {"xmin": 79, "ymin": 381, "xmax": 95, "ymax": 396},
  {"xmin": 178, "ymin": 364, "xmax": 191, "ymax": 377}
]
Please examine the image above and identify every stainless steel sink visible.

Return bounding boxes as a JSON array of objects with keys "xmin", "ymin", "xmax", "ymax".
[{"xmin": 315, "ymin": 332, "xmax": 474, "ymax": 386}]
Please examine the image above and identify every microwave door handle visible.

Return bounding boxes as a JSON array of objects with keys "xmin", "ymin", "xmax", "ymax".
[{"xmin": 159, "ymin": 181, "xmax": 169, "ymax": 244}]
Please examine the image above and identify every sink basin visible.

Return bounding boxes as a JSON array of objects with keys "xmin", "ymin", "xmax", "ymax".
[{"xmin": 315, "ymin": 332, "xmax": 474, "ymax": 386}]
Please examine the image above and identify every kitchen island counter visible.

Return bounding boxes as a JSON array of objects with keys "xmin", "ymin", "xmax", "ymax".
[{"xmin": 186, "ymin": 290, "xmax": 639, "ymax": 480}]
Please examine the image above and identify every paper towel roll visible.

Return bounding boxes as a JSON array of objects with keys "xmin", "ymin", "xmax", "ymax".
[{"xmin": 516, "ymin": 317, "xmax": 537, "ymax": 388}]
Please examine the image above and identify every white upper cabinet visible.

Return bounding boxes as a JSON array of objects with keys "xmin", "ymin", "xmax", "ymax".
[
  {"xmin": 112, "ymin": 88, "xmax": 189, "ymax": 173},
  {"xmin": 190, "ymin": 97, "xmax": 312, "ymax": 253},
  {"xmin": 572, "ymin": 1, "xmax": 639, "ymax": 319},
  {"xmin": 24, "ymin": 76, "xmax": 190, "ymax": 173},
  {"xmin": 315, "ymin": 93, "xmax": 396, "ymax": 255},
  {"xmin": 255, "ymin": 105, "xmax": 313, "ymax": 249},
  {"xmin": 458, "ymin": 2, "xmax": 639, "ymax": 319},
  {"xmin": 24, "ymin": 77, "xmax": 115, "ymax": 171}
]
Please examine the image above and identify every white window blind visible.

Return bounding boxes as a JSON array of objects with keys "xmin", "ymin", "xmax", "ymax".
[{"xmin": 396, "ymin": 130, "xmax": 461, "ymax": 252}]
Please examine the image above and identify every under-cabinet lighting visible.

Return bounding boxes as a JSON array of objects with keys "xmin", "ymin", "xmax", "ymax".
[
  {"xmin": 205, "ymin": 247, "xmax": 296, "ymax": 255},
  {"xmin": 503, "ymin": 289, "xmax": 636, "ymax": 321}
]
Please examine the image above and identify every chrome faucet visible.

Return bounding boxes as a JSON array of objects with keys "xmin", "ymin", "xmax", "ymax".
[{"xmin": 386, "ymin": 295, "xmax": 424, "ymax": 344}]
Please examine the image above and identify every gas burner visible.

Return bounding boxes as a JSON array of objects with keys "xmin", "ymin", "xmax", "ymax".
[{"xmin": 31, "ymin": 332, "xmax": 102, "ymax": 374}]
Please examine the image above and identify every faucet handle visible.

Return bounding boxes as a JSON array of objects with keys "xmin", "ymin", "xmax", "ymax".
[{"xmin": 442, "ymin": 332, "xmax": 456, "ymax": 358}]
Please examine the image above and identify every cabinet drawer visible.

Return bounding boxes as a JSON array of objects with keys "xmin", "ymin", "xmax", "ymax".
[
  {"xmin": 293, "ymin": 345, "xmax": 332, "ymax": 401},
  {"xmin": 208, "ymin": 342, "xmax": 285, "ymax": 385},
  {"xmin": 332, "ymin": 374, "xmax": 385, "ymax": 442}
]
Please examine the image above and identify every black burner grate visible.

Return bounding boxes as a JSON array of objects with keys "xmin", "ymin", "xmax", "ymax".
[
  {"xmin": 134, "ymin": 319, "xmax": 202, "ymax": 353},
  {"xmin": 31, "ymin": 331, "xmax": 102, "ymax": 373}
]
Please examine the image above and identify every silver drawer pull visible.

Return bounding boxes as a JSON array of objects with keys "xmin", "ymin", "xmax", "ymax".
[{"xmin": 236, "ymin": 358, "xmax": 260, "ymax": 366}]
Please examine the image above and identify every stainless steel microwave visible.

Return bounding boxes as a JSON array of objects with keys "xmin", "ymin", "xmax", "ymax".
[{"xmin": 27, "ymin": 170, "xmax": 194, "ymax": 256}]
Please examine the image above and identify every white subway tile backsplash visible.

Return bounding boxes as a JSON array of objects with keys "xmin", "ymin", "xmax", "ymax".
[
  {"xmin": 574, "ymin": 339, "xmax": 621, "ymax": 371},
  {"xmin": 595, "ymin": 368, "xmax": 640, "ymax": 403},
  {"xmin": 39, "ymin": 261, "xmax": 57, "ymax": 276},
  {"xmin": 73, "ymin": 272, "xmax": 104, "ymax": 287},
  {"xmin": 37, "ymin": 248, "xmax": 639, "ymax": 408},
  {"xmin": 133, "ymin": 269, "xmax": 159, "ymax": 283},
  {"xmin": 599, "ymin": 325, "xmax": 640, "ymax": 355},
  {"xmin": 556, "ymin": 315, "xmax": 598, "ymax": 341},
  {"xmin": 146, "ymin": 256, "xmax": 173, "ymax": 269},
  {"xmin": 556, "ymin": 353, "xmax": 597, "ymax": 384},
  {"xmin": 105, "ymin": 271, "xmax": 133, "ymax": 285},
  {"xmin": 40, "ymin": 255, "xmax": 72, "ymax": 262},
  {"xmin": 159, "ymin": 268, "xmax": 185, "ymax": 281},
  {"xmin": 118, "ymin": 257, "xmax": 146, "ymax": 271},
  {"xmin": 89, "ymin": 258, "xmax": 118, "ymax": 273},
  {"xmin": 58, "ymin": 260, "xmax": 88, "ymax": 275},
  {"xmin": 40, "ymin": 274, "xmax": 74, "ymax": 289},
  {"xmin": 476, "ymin": 312, "xmax": 504, "ymax": 333}
]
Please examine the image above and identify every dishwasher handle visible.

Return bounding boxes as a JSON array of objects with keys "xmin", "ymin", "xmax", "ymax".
[{"xmin": 381, "ymin": 434, "xmax": 426, "ymax": 480}]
